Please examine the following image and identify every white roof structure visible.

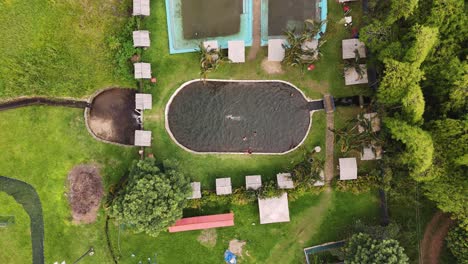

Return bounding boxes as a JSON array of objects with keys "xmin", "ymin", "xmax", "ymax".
[
  {"xmin": 216, "ymin": 178, "xmax": 232, "ymax": 195},
  {"xmin": 342, "ymin": 39, "xmax": 366, "ymax": 59},
  {"xmin": 203, "ymin": 40, "xmax": 219, "ymax": 52},
  {"xmin": 361, "ymin": 146, "xmax": 382, "ymax": 161},
  {"xmin": 133, "ymin": 0, "xmax": 150, "ymax": 16},
  {"xmin": 245, "ymin": 175, "xmax": 262, "ymax": 190},
  {"xmin": 228, "ymin": 40, "xmax": 245, "ymax": 63},
  {"xmin": 134, "ymin": 63, "xmax": 151, "ymax": 79},
  {"xmin": 301, "ymin": 39, "xmax": 319, "ymax": 60},
  {"xmin": 258, "ymin": 193, "xmax": 290, "ymax": 224},
  {"xmin": 344, "ymin": 64, "xmax": 368, "ymax": 85},
  {"xmin": 277, "ymin": 173, "xmax": 294, "ymax": 189},
  {"xmin": 268, "ymin": 39, "xmax": 286, "ymax": 62},
  {"xmin": 135, "ymin": 93, "xmax": 152, "ymax": 110},
  {"xmin": 358, "ymin": 112, "xmax": 381, "ymax": 133},
  {"xmin": 133, "ymin": 30, "xmax": 150, "ymax": 47},
  {"xmin": 313, "ymin": 170, "xmax": 325, "ymax": 186},
  {"xmin": 339, "ymin": 158, "xmax": 358, "ymax": 180},
  {"xmin": 345, "ymin": 16, "xmax": 352, "ymax": 25},
  {"xmin": 189, "ymin": 182, "xmax": 202, "ymax": 199},
  {"xmin": 134, "ymin": 130, "xmax": 152, "ymax": 147},
  {"xmin": 339, "ymin": 0, "xmax": 357, "ymax": 2}
]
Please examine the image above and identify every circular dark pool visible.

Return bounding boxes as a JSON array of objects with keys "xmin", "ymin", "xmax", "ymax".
[
  {"xmin": 87, "ymin": 88, "xmax": 140, "ymax": 145},
  {"xmin": 166, "ymin": 80, "xmax": 312, "ymax": 154}
]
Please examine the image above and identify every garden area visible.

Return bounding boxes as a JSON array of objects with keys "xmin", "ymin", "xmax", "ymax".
[{"xmin": 1, "ymin": 0, "xmax": 466, "ymax": 263}]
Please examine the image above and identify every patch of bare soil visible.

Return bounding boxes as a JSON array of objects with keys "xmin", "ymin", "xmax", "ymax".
[
  {"xmin": 421, "ymin": 211, "xmax": 454, "ymax": 264},
  {"xmin": 261, "ymin": 58, "xmax": 284, "ymax": 74},
  {"xmin": 67, "ymin": 164, "xmax": 103, "ymax": 224},
  {"xmin": 197, "ymin": 229, "xmax": 217, "ymax": 248},
  {"xmin": 229, "ymin": 239, "xmax": 246, "ymax": 257}
]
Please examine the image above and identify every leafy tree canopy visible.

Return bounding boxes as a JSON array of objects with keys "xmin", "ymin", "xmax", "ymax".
[
  {"xmin": 404, "ymin": 25, "xmax": 438, "ymax": 67},
  {"xmin": 386, "ymin": 0, "xmax": 418, "ymax": 25},
  {"xmin": 446, "ymin": 226, "xmax": 468, "ymax": 263},
  {"xmin": 109, "ymin": 158, "xmax": 191, "ymax": 237},
  {"xmin": 385, "ymin": 118, "xmax": 434, "ymax": 181},
  {"xmin": 343, "ymin": 233, "xmax": 409, "ymax": 264}
]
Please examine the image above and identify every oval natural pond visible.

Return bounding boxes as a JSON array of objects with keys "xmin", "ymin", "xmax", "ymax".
[{"xmin": 166, "ymin": 80, "xmax": 315, "ymax": 154}]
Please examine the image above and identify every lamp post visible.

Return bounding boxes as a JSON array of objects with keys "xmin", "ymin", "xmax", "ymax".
[{"xmin": 72, "ymin": 247, "xmax": 94, "ymax": 264}]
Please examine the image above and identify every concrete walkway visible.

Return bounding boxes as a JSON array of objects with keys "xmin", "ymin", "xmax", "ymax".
[
  {"xmin": 247, "ymin": 0, "xmax": 261, "ymax": 60},
  {"xmin": 324, "ymin": 95, "xmax": 335, "ymax": 184}
]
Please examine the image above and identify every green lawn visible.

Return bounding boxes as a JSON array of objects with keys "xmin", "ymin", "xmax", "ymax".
[
  {"xmin": 0, "ymin": 0, "xmax": 135, "ymax": 99},
  {"xmin": 0, "ymin": 0, "xmax": 383, "ymax": 263}
]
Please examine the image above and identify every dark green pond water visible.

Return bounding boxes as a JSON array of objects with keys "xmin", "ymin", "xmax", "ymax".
[{"xmin": 167, "ymin": 80, "xmax": 311, "ymax": 153}]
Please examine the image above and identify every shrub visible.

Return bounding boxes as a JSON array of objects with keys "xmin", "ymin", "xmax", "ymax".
[
  {"xmin": 107, "ymin": 17, "xmax": 139, "ymax": 80},
  {"xmin": 446, "ymin": 226, "xmax": 468, "ymax": 264}
]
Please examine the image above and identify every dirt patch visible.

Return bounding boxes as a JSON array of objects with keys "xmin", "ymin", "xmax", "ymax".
[
  {"xmin": 261, "ymin": 59, "xmax": 284, "ymax": 74},
  {"xmin": 67, "ymin": 164, "xmax": 104, "ymax": 224},
  {"xmin": 197, "ymin": 229, "xmax": 218, "ymax": 248},
  {"xmin": 229, "ymin": 239, "xmax": 246, "ymax": 257},
  {"xmin": 88, "ymin": 88, "xmax": 140, "ymax": 145},
  {"xmin": 420, "ymin": 211, "xmax": 454, "ymax": 264}
]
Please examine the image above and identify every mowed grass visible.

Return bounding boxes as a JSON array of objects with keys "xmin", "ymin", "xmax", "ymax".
[
  {"xmin": 0, "ymin": 107, "xmax": 136, "ymax": 263},
  {"xmin": 0, "ymin": 0, "xmax": 135, "ymax": 99},
  {"xmin": 111, "ymin": 191, "xmax": 379, "ymax": 264}
]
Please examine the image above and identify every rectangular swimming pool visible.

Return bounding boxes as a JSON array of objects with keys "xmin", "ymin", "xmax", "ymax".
[{"xmin": 165, "ymin": 0, "xmax": 253, "ymax": 53}]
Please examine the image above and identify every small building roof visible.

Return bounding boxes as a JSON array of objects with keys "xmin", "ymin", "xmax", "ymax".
[
  {"xmin": 277, "ymin": 173, "xmax": 294, "ymax": 189},
  {"xmin": 342, "ymin": 39, "xmax": 366, "ymax": 59},
  {"xmin": 344, "ymin": 64, "xmax": 368, "ymax": 85},
  {"xmin": 245, "ymin": 175, "xmax": 262, "ymax": 190},
  {"xmin": 168, "ymin": 213, "xmax": 234, "ymax": 232},
  {"xmin": 133, "ymin": 30, "xmax": 150, "ymax": 47},
  {"xmin": 216, "ymin": 178, "xmax": 232, "ymax": 195},
  {"xmin": 134, "ymin": 63, "xmax": 151, "ymax": 79},
  {"xmin": 135, "ymin": 93, "xmax": 152, "ymax": 110},
  {"xmin": 358, "ymin": 112, "xmax": 381, "ymax": 133},
  {"xmin": 339, "ymin": 158, "xmax": 357, "ymax": 180},
  {"xmin": 203, "ymin": 40, "xmax": 219, "ymax": 52},
  {"xmin": 258, "ymin": 193, "xmax": 290, "ymax": 224},
  {"xmin": 313, "ymin": 170, "xmax": 325, "ymax": 186},
  {"xmin": 228, "ymin": 40, "xmax": 245, "ymax": 63},
  {"xmin": 133, "ymin": 0, "xmax": 150, "ymax": 16},
  {"xmin": 189, "ymin": 182, "xmax": 202, "ymax": 199},
  {"xmin": 361, "ymin": 145, "xmax": 382, "ymax": 161},
  {"xmin": 134, "ymin": 130, "xmax": 151, "ymax": 146},
  {"xmin": 268, "ymin": 39, "xmax": 286, "ymax": 62}
]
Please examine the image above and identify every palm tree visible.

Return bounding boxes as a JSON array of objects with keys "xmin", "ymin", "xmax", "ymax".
[
  {"xmin": 282, "ymin": 20, "xmax": 327, "ymax": 69},
  {"xmin": 344, "ymin": 49, "xmax": 365, "ymax": 80},
  {"xmin": 198, "ymin": 42, "xmax": 227, "ymax": 82}
]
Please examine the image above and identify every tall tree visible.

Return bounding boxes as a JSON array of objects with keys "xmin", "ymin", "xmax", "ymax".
[
  {"xmin": 386, "ymin": 0, "xmax": 419, "ymax": 25},
  {"xmin": 404, "ymin": 25, "xmax": 438, "ymax": 67},
  {"xmin": 385, "ymin": 118, "xmax": 434, "ymax": 181},
  {"xmin": 109, "ymin": 158, "xmax": 191, "ymax": 237},
  {"xmin": 343, "ymin": 233, "xmax": 409, "ymax": 264}
]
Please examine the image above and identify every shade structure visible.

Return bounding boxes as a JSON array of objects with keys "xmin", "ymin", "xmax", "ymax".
[
  {"xmin": 134, "ymin": 63, "xmax": 151, "ymax": 79},
  {"xmin": 277, "ymin": 173, "xmax": 294, "ymax": 189},
  {"xmin": 228, "ymin": 40, "xmax": 245, "ymax": 63},
  {"xmin": 358, "ymin": 112, "xmax": 381, "ymax": 133},
  {"xmin": 216, "ymin": 178, "xmax": 232, "ymax": 195},
  {"xmin": 342, "ymin": 39, "xmax": 366, "ymax": 59},
  {"xmin": 344, "ymin": 64, "xmax": 368, "ymax": 85},
  {"xmin": 133, "ymin": 30, "xmax": 150, "ymax": 47},
  {"xmin": 245, "ymin": 175, "xmax": 262, "ymax": 190},
  {"xmin": 135, "ymin": 93, "xmax": 152, "ymax": 110},
  {"xmin": 203, "ymin": 40, "xmax": 219, "ymax": 52},
  {"xmin": 133, "ymin": 0, "xmax": 150, "ymax": 16},
  {"xmin": 189, "ymin": 182, "xmax": 202, "ymax": 199},
  {"xmin": 134, "ymin": 130, "xmax": 151, "ymax": 146},
  {"xmin": 258, "ymin": 193, "xmax": 290, "ymax": 224},
  {"xmin": 361, "ymin": 146, "xmax": 382, "ymax": 161},
  {"xmin": 168, "ymin": 213, "xmax": 234, "ymax": 232},
  {"xmin": 301, "ymin": 39, "xmax": 319, "ymax": 60},
  {"xmin": 339, "ymin": 158, "xmax": 357, "ymax": 180},
  {"xmin": 268, "ymin": 39, "xmax": 286, "ymax": 62}
]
